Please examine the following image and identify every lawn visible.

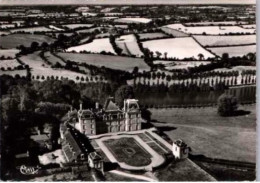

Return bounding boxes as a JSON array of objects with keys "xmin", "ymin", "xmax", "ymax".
[
  {"xmin": 164, "ymin": 24, "xmax": 256, "ymax": 35},
  {"xmin": 103, "ymin": 137, "xmax": 152, "ymax": 167},
  {"xmin": 0, "ymin": 34, "xmax": 55, "ymax": 49},
  {"xmin": 193, "ymin": 35, "xmax": 256, "ymax": 47},
  {"xmin": 57, "ymin": 52, "xmax": 150, "ymax": 72},
  {"xmin": 0, "ymin": 49, "xmax": 20, "ymax": 58},
  {"xmin": 115, "ymin": 34, "xmax": 143, "ymax": 57},
  {"xmin": 208, "ymin": 45, "xmax": 256, "ymax": 57},
  {"xmin": 149, "ymin": 104, "xmax": 256, "ymax": 163},
  {"xmin": 66, "ymin": 38, "xmax": 116, "ymax": 54},
  {"xmin": 138, "ymin": 32, "xmax": 169, "ymax": 40},
  {"xmin": 142, "ymin": 37, "xmax": 215, "ymax": 59}
]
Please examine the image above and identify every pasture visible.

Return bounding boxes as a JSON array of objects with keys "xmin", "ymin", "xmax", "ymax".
[
  {"xmin": 115, "ymin": 34, "xmax": 143, "ymax": 57},
  {"xmin": 114, "ymin": 18, "xmax": 152, "ymax": 24},
  {"xmin": 208, "ymin": 45, "xmax": 256, "ymax": 57},
  {"xmin": 10, "ymin": 26, "xmax": 53, "ymax": 33},
  {"xmin": 57, "ymin": 52, "xmax": 150, "ymax": 72},
  {"xmin": 150, "ymin": 104, "xmax": 256, "ymax": 163},
  {"xmin": 0, "ymin": 59, "xmax": 21, "ymax": 69},
  {"xmin": 164, "ymin": 24, "xmax": 256, "ymax": 35},
  {"xmin": 0, "ymin": 34, "xmax": 55, "ymax": 49},
  {"xmin": 193, "ymin": 35, "xmax": 256, "ymax": 47},
  {"xmin": 138, "ymin": 32, "xmax": 169, "ymax": 40},
  {"xmin": 67, "ymin": 38, "xmax": 116, "ymax": 54},
  {"xmin": 0, "ymin": 49, "xmax": 19, "ymax": 58},
  {"xmin": 160, "ymin": 27, "xmax": 189, "ymax": 37},
  {"xmin": 0, "ymin": 69, "xmax": 27, "ymax": 77},
  {"xmin": 142, "ymin": 37, "xmax": 215, "ymax": 60}
]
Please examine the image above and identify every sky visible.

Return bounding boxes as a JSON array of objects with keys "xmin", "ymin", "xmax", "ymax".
[{"xmin": 0, "ymin": 0, "xmax": 256, "ymax": 5}]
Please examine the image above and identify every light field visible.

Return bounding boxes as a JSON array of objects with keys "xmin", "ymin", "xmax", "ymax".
[
  {"xmin": 0, "ymin": 49, "xmax": 19, "ymax": 58},
  {"xmin": 114, "ymin": 18, "xmax": 152, "ymax": 24},
  {"xmin": 115, "ymin": 34, "xmax": 143, "ymax": 57},
  {"xmin": 0, "ymin": 34, "xmax": 55, "ymax": 49},
  {"xmin": 208, "ymin": 45, "xmax": 256, "ymax": 57},
  {"xmin": 10, "ymin": 26, "xmax": 53, "ymax": 33},
  {"xmin": 0, "ymin": 59, "xmax": 21, "ymax": 69},
  {"xmin": 142, "ymin": 37, "xmax": 215, "ymax": 60},
  {"xmin": 153, "ymin": 60, "xmax": 211, "ymax": 70},
  {"xmin": 241, "ymin": 24, "xmax": 256, "ymax": 29},
  {"xmin": 138, "ymin": 32, "xmax": 168, "ymax": 40},
  {"xmin": 0, "ymin": 69, "xmax": 27, "ymax": 77},
  {"xmin": 193, "ymin": 35, "xmax": 256, "ymax": 47},
  {"xmin": 62, "ymin": 24, "xmax": 94, "ymax": 29},
  {"xmin": 164, "ymin": 24, "xmax": 256, "ymax": 35},
  {"xmin": 67, "ymin": 38, "xmax": 116, "ymax": 54},
  {"xmin": 57, "ymin": 52, "xmax": 150, "ymax": 72},
  {"xmin": 185, "ymin": 21, "xmax": 245, "ymax": 26},
  {"xmin": 160, "ymin": 27, "xmax": 189, "ymax": 37}
]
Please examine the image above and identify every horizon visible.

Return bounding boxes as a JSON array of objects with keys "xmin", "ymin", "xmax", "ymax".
[{"xmin": 0, "ymin": 0, "xmax": 256, "ymax": 5}]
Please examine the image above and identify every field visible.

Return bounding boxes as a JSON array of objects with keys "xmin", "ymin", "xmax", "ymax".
[
  {"xmin": 115, "ymin": 34, "xmax": 143, "ymax": 57},
  {"xmin": 0, "ymin": 49, "xmax": 19, "ymax": 58},
  {"xmin": 160, "ymin": 27, "xmax": 189, "ymax": 37},
  {"xmin": 153, "ymin": 60, "xmax": 211, "ymax": 70},
  {"xmin": 0, "ymin": 24, "xmax": 15, "ymax": 29},
  {"xmin": 62, "ymin": 24, "xmax": 94, "ymax": 29},
  {"xmin": 0, "ymin": 59, "xmax": 21, "ymax": 69},
  {"xmin": 20, "ymin": 52, "xmax": 91, "ymax": 82},
  {"xmin": 240, "ymin": 24, "xmax": 256, "ymax": 29},
  {"xmin": 10, "ymin": 26, "xmax": 53, "ymax": 33},
  {"xmin": 142, "ymin": 37, "xmax": 215, "ymax": 59},
  {"xmin": 76, "ymin": 27, "xmax": 104, "ymax": 34},
  {"xmin": 138, "ymin": 32, "xmax": 168, "ymax": 40},
  {"xmin": 44, "ymin": 51, "xmax": 66, "ymax": 66},
  {"xmin": 0, "ymin": 34, "xmax": 55, "ymax": 49},
  {"xmin": 150, "ymin": 104, "xmax": 256, "ymax": 163},
  {"xmin": 114, "ymin": 18, "xmax": 152, "ymax": 24},
  {"xmin": 0, "ymin": 69, "xmax": 27, "ymax": 77},
  {"xmin": 208, "ymin": 45, "xmax": 256, "ymax": 57},
  {"xmin": 57, "ymin": 52, "xmax": 150, "ymax": 71},
  {"xmin": 193, "ymin": 35, "xmax": 256, "ymax": 47},
  {"xmin": 164, "ymin": 24, "xmax": 256, "ymax": 35},
  {"xmin": 67, "ymin": 38, "xmax": 116, "ymax": 54},
  {"xmin": 49, "ymin": 25, "xmax": 64, "ymax": 31},
  {"xmin": 185, "ymin": 21, "xmax": 245, "ymax": 26}
]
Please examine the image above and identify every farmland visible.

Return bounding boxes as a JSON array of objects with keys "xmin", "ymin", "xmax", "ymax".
[
  {"xmin": 76, "ymin": 27, "xmax": 105, "ymax": 34},
  {"xmin": 115, "ymin": 34, "xmax": 143, "ymax": 57},
  {"xmin": 0, "ymin": 59, "xmax": 21, "ymax": 69},
  {"xmin": 184, "ymin": 21, "xmax": 246, "ymax": 26},
  {"xmin": 10, "ymin": 26, "xmax": 53, "ymax": 33},
  {"xmin": 153, "ymin": 60, "xmax": 211, "ymax": 70},
  {"xmin": 240, "ymin": 24, "xmax": 256, "ymax": 29},
  {"xmin": 163, "ymin": 24, "xmax": 256, "ymax": 35},
  {"xmin": 114, "ymin": 18, "xmax": 152, "ymax": 24},
  {"xmin": 193, "ymin": 35, "xmax": 256, "ymax": 47},
  {"xmin": 57, "ymin": 52, "xmax": 150, "ymax": 72},
  {"xmin": 62, "ymin": 24, "xmax": 94, "ymax": 29},
  {"xmin": 160, "ymin": 27, "xmax": 189, "ymax": 37},
  {"xmin": 138, "ymin": 32, "xmax": 169, "ymax": 40},
  {"xmin": 142, "ymin": 37, "xmax": 215, "ymax": 59},
  {"xmin": 0, "ymin": 69, "xmax": 27, "ymax": 77},
  {"xmin": 66, "ymin": 38, "xmax": 116, "ymax": 54},
  {"xmin": 0, "ymin": 34, "xmax": 55, "ymax": 49},
  {"xmin": 0, "ymin": 49, "xmax": 19, "ymax": 58},
  {"xmin": 208, "ymin": 45, "xmax": 256, "ymax": 57}
]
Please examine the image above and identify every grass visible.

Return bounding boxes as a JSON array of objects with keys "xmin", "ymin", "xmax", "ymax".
[
  {"xmin": 61, "ymin": 24, "xmax": 94, "ymax": 29},
  {"xmin": 114, "ymin": 18, "xmax": 152, "ymax": 24},
  {"xmin": 149, "ymin": 104, "xmax": 256, "ymax": 163},
  {"xmin": 208, "ymin": 45, "xmax": 256, "ymax": 57},
  {"xmin": 142, "ymin": 37, "xmax": 215, "ymax": 59},
  {"xmin": 0, "ymin": 34, "xmax": 55, "ymax": 49},
  {"xmin": 0, "ymin": 49, "xmax": 20, "ymax": 58},
  {"xmin": 0, "ymin": 69, "xmax": 27, "ymax": 77},
  {"xmin": 193, "ymin": 35, "xmax": 256, "ymax": 47},
  {"xmin": 10, "ymin": 26, "xmax": 53, "ymax": 33},
  {"xmin": 138, "ymin": 32, "xmax": 169, "ymax": 40},
  {"xmin": 103, "ymin": 137, "xmax": 152, "ymax": 167},
  {"xmin": 0, "ymin": 59, "xmax": 21, "ymax": 69},
  {"xmin": 44, "ymin": 51, "xmax": 66, "ymax": 66},
  {"xmin": 57, "ymin": 52, "xmax": 150, "ymax": 72},
  {"xmin": 160, "ymin": 27, "xmax": 189, "ymax": 37}
]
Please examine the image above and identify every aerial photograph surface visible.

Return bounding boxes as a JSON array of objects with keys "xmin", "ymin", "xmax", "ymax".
[{"xmin": 0, "ymin": 0, "xmax": 256, "ymax": 181}]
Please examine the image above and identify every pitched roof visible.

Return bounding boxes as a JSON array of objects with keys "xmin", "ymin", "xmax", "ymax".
[
  {"xmin": 103, "ymin": 98, "xmax": 120, "ymax": 111},
  {"xmin": 89, "ymin": 152, "xmax": 102, "ymax": 161},
  {"xmin": 30, "ymin": 134, "xmax": 49, "ymax": 142}
]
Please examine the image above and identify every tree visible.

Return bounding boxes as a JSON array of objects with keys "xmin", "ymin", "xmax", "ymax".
[
  {"xmin": 217, "ymin": 94, "xmax": 238, "ymax": 116},
  {"xmin": 198, "ymin": 53, "xmax": 204, "ymax": 60},
  {"xmin": 115, "ymin": 85, "xmax": 134, "ymax": 107}
]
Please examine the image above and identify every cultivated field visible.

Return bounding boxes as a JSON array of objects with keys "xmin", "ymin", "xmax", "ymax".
[
  {"xmin": 0, "ymin": 59, "xmax": 21, "ymax": 69},
  {"xmin": 114, "ymin": 18, "xmax": 152, "ymax": 24},
  {"xmin": 138, "ymin": 32, "xmax": 169, "ymax": 40},
  {"xmin": 0, "ymin": 49, "xmax": 19, "ymax": 58},
  {"xmin": 67, "ymin": 38, "xmax": 116, "ymax": 54},
  {"xmin": 115, "ymin": 34, "xmax": 143, "ymax": 57},
  {"xmin": 193, "ymin": 35, "xmax": 256, "ymax": 47},
  {"xmin": 0, "ymin": 34, "xmax": 55, "ymax": 49},
  {"xmin": 153, "ymin": 60, "xmax": 211, "ymax": 70},
  {"xmin": 10, "ymin": 26, "xmax": 53, "ymax": 33},
  {"xmin": 44, "ymin": 51, "xmax": 66, "ymax": 66},
  {"xmin": 0, "ymin": 69, "xmax": 27, "ymax": 77},
  {"xmin": 185, "ymin": 21, "xmax": 245, "ymax": 26},
  {"xmin": 208, "ymin": 45, "xmax": 256, "ymax": 57},
  {"xmin": 240, "ymin": 24, "xmax": 256, "ymax": 29},
  {"xmin": 164, "ymin": 24, "xmax": 256, "ymax": 35},
  {"xmin": 160, "ymin": 27, "xmax": 189, "ymax": 37},
  {"xmin": 142, "ymin": 37, "xmax": 215, "ymax": 59},
  {"xmin": 57, "ymin": 52, "xmax": 150, "ymax": 72},
  {"xmin": 150, "ymin": 104, "xmax": 256, "ymax": 163},
  {"xmin": 62, "ymin": 24, "xmax": 94, "ymax": 29},
  {"xmin": 76, "ymin": 27, "xmax": 104, "ymax": 34}
]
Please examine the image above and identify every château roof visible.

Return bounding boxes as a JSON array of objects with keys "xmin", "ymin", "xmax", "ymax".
[{"xmin": 103, "ymin": 97, "xmax": 120, "ymax": 112}]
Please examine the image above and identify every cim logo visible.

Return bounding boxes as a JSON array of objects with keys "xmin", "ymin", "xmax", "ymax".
[{"xmin": 17, "ymin": 165, "xmax": 41, "ymax": 175}]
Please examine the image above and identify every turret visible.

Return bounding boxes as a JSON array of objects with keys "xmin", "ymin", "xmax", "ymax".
[{"xmin": 172, "ymin": 139, "xmax": 189, "ymax": 159}]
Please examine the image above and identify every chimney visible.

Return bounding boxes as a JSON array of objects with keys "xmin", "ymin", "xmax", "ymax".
[
  {"xmin": 95, "ymin": 102, "xmax": 99, "ymax": 110},
  {"xmin": 70, "ymin": 106, "xmax": 73, "ymax": 112},
  {"xmin": 80, "ymin": 103, "xmax": 82, "ymax": 111}
]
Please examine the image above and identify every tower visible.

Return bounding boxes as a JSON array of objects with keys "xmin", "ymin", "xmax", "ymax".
[
  {"xmin": 172, "ymin": 139, "xmax": 189, "ymax": 159},
  {"xmin": 124, "ymin": 99, "xmax": 141, "ymax": 131}
]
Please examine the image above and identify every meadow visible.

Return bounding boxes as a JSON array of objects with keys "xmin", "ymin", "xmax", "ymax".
[
  {"xmin": 0, "ymin": 49, "xmax": 20, "ymax": 58},
  {"xmin": 138, "ymin": 32, "xmax": 169, "ymax": 40},
  {"xmin": 66, "ymin": 38, "xmax": 116, "ymax": 54},
  {"xmin": 10, "ymin": 26, "xmax": 53, "ymax": 33},
  {"xmin": 57, "ymin": 52, "xmax": 150, "ymax": 72},
  {"xmin": 208, "ymin": 45, "xmax": 256, "ymax": 57},
  {"xmin": 0, "ymin": 59, "xmax": 21, "ymax": 69},
  {"xmin": 142, "ymin": 37, "xmax": 215, "ymax": 59},
  {"xmin": 0, "ymin": 34, "xmax": 55, "ymax": 49},
  {"xmin": 193, "ymin": 35, "xmax": 256, "ymax": 47}
]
